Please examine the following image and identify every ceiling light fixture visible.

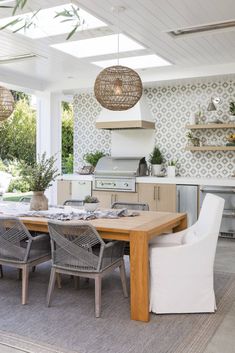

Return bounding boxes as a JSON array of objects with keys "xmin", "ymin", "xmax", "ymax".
[
  {"xmin": 0, "ymin": 53, "xmax": 42, "ymax": 64},
  {"xmin": 0, "ymin": 86, "xmax": 14, "ymax": 121},
  {"xmin": 169, "ymin": 20, "xmax": 235, "ymax": 37},
  {"xmin": 94, "ymin": 6, "xmax": 143, "ymax": 111},
  {"xmin": 92, "ymin": 54, "xmax": 171, "ymax": 69}
]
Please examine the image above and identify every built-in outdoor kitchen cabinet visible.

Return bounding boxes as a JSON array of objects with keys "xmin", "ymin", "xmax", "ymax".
[
  {"xmin": 57, "ymin": 180, "xmax": 92, "ymax": 205},
  {"xmin": 92, "ymin": 190, "xmax": 138, "ymax": 208},
  {"xmin": 138, "ymin": 183, "xmax": 176, "ymax": 212}
]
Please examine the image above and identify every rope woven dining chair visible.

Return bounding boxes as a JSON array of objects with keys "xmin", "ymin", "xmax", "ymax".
[
  {"xmin": 111, "ymin": 202, "xmax": 149, "ymax": 211},
  {"xmin": 63, "ymin": 199, "xmax": 84, "ymax": 207},
  {"xmin": 0, "ymin": 216, "xmax": 51, "ymax": 304},
  {"xmin": 47, "ymin": 221, "xmax": 128, "ymax": 318}
]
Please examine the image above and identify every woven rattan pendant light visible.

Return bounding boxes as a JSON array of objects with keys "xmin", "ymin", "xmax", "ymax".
[
  {"xmin": 94, "ymin": 7, "xmax": 143, "ymax": 111},
  {"xmin": 0, "ymin": 86, "xmax": 14, "ymax": 121}
]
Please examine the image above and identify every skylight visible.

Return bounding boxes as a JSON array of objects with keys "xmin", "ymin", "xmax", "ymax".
[
  {"xmin": 0, "ymin": 0, "xmax": 15, "ymax": 4},
  {"xmin": 92, "ymin": 54, "xmax": 171, "ymax": 69},
  {"xmin": 0, "ymin": 3, "xmax": 107, "ymax": 38},
  {"xmin": 51, "ymin": 34, "xmax": 144, "ymax": 58}
]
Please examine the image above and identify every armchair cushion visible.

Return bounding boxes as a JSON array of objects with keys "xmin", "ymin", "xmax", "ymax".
[{"xmin": 181, "ymin": 229, "xmax": 198, "ymax": 245}]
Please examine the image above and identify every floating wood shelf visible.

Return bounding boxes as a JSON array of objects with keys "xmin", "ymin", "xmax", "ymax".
[
  {"xmin": 186, "ymin": 146, "xmax": 235, "ymax": 151},
  {"xmin": 186, "ymin": 123, "xmax": 235, "ymax": 130}
]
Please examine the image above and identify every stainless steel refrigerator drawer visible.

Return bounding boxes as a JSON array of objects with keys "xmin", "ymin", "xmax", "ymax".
[
  {"xmin": 200, "ymin": 186, "xmax": 235, "ymax": 210},
  {"xmin": 176, "ymin": 185, "xmax": 198, "ymax": 227}
]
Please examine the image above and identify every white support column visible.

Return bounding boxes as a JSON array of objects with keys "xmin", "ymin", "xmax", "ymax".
[{"xmin": 36, "ymin": 92, "xmax": 62, "ymax": 205}]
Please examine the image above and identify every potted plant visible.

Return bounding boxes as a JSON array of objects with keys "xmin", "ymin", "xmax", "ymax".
[
  {"xmin": 167, "ymin": 159, "xmax": 178, "ymax": 177},
  {"xmin": 149, "ymin": 147, "xmax": 163, "ymax": 176},
  {"xmin": 83, "ymin": 151, "xmax": 106, "ymax": 172},
  {"xmin": 83, "ymin": 195, "xmax": 100, "ymax": 212},
  {"xmin": 20, "ymin": 153, "xmax": 59, "ymax": 211}
]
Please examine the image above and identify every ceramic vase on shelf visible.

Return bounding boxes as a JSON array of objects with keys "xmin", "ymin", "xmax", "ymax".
[
  {"xmin": 30, "ymin": 191, "xmax": 48, "ymax": 211},
  {"xmin": 167, "ymin": 166, "xmax": 176, "ymax": 178},
  {"xmin": 189, "ymin": 113, "xmax": 196, "ymax": 125},
  {"xmin": 151, "ymin": 164, "xmax": 162, "ymax": 176}
]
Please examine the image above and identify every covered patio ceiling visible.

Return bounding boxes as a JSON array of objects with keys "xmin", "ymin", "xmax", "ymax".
[{"xmin": 0, "ymin": 0, "xmax": 235, "ymax": 94}]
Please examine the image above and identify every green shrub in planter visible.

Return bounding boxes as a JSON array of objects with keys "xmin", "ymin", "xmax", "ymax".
[{"xmin": 83, "ymin": 151, "xmax": 106, "ymax": 167}]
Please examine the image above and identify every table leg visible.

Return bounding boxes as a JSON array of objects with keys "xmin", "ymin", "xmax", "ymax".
[
  {"xmin": 173, "ymin": 215, "xmax": 187, "ymax": 233},
  {"xmin": 130, "ymin": 231, "xmax": 149, "ymax": 322}
]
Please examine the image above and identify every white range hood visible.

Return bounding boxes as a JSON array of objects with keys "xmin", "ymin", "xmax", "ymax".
[{"xmin": 95, "ymin": 96, "xmax": 155, "ymax": 130}]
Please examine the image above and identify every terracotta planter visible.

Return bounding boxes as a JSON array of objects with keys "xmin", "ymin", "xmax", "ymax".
[{"xmin": 30, "ymin": 191, "xmax": 48, "ymax": 211}]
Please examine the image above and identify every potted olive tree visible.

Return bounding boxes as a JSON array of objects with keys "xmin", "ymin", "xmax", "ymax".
[
  {"xmin": 149, "ymin": 147, "xmax": 163, "ymax": 176},
  {"xmin": 20, "ymin": 153, "xmax": 59, "ymax": 211}
]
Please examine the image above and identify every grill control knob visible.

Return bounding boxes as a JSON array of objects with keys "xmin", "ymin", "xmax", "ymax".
[
  {"xmin": 124, "ymin": 183, "xmax": 129, "ymax": 187},
  {"xmin": 113, "ymin": 183, "xmax": 116, "ymax": 186}
]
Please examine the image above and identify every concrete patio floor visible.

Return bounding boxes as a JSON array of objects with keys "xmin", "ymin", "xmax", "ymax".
[{"xmin": 0, "ymin": 238, "xmax": 234, "ymax": 353}]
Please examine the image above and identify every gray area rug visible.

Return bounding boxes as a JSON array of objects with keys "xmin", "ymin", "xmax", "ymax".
[{"xmin": 0, "ymin": 262, "xmax": 234, "ymax": 353}]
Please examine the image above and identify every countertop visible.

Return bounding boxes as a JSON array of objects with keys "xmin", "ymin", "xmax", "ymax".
[{"xmin": 57, "ymin": 174, "xmax": 235, "ymax": 187}]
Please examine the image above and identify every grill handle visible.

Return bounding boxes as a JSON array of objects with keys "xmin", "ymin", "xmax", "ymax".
[{"xmin": 200, "ymin": 187, "xmax": 235, "ymax": 194}]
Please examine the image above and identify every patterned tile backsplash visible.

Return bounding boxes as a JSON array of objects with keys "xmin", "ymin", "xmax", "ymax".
[{"xmin": 73, "ymin": 79, "xmax": 235, "ymax": 178}]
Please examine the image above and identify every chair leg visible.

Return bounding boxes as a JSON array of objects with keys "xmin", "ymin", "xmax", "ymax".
[
  {"xmin": 119, "ymin": 259, "xmax": 128, "ymax": 298},
  {"xmin": 95, "ymin": 276, "xmax": 102, "ymax": 318},
  {"xmin": 32, "ymin": 266, "xmax": 36, "ymax": 273},
  {"xmin": 47, "ymin": 268, "xmax": 57, "ymax": 307},
  {"xmin": 22, "ymin": 266, "xmax": 29, "ymax": 305},
  {"xmin": 74, "ymin": 276, "xmax": 80, "ymax": 289},
  {"xmin": 18, "ymin": 269, "xmax": 22, "ymax": 280},
  {"xmin": 56, "ymin": 273, "xmax": 62, "ymax": 289},
  {"xmin": 0, "ymin": 265, "xmax": 3, "ymax": 278}
]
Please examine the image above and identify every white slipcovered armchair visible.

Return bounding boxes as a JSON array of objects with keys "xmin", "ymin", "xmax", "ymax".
[{"xmin": 149, "ymin": 193, "xmax": 225, "ymax": 314}]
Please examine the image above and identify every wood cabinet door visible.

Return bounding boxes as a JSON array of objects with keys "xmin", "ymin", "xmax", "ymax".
[
  {"xmin": 138, "ymin": 183, "xmax": 176, "ymax": 212},
  {"xmin": 71, "ymin": 181, "xmax": 91, "ymax": 200},
  {"xmin": 57, "ymin": 180, "xmax": 71, "ymax": 205},
  {"xmin": 114, "ymin": 192, "xmax": 138, "ymax": 204},
  {"xmin": 92, "ymin": 190, "xmax": 139, "ymax": 208},
  {"xmin": 138, "ymin": 183, "xmax": 157, "ymax": 211},
  {"xmin": 92, "ymin": 191, "xmax": 113, "ymax": 208},
  {"xmin": 156, "ymin": 184, "xmax": 176, "ymax": 212}
]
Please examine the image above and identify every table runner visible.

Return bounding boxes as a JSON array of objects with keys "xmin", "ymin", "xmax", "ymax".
[{"xmin": 0, "ymin": 202, "xmax": 138, "ymax": 221}]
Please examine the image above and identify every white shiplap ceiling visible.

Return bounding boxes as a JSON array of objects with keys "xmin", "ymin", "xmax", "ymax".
[{"xmin": 0, "ymin": 0, "xmax": 235, "ymax": 92}]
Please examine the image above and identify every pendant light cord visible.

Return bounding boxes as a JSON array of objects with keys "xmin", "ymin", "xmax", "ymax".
[{"xmin": 117, "ymin": 8, "xmax": 120, "ymax": 66}]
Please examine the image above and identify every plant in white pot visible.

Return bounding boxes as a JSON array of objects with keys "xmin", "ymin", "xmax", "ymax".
[
  {"xmin": 149, "ymin": 147, "xmax": 163, "ymax": 176},
  {"xmin": 167, "ymin": 159, "xmax": 178, "ymax": 177},
  {"xmin": 83, "ymin": 195, "xmax": 100, "ymax": 212},
  {"xmin": 20, "ymin": 153, "xmax": 59, "ymax": 211}
]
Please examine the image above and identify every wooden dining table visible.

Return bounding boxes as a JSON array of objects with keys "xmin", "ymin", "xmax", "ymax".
[{"xmin": 19, "ymin": 210, "xmax": 187, "ymax": 322}]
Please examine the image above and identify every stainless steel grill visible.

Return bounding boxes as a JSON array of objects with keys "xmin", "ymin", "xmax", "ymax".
[{"xmin": 93, "ymin": 156, "xmax": 147, "ymax": 192}]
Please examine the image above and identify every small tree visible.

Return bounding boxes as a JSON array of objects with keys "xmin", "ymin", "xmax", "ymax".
[
  {"xmin": 0, "ymin": 99, "xmax": 36, "ymax": 165},
  {"xmin": 62, "ymin": 103, "xmax": 73, "ymax": 173}
]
